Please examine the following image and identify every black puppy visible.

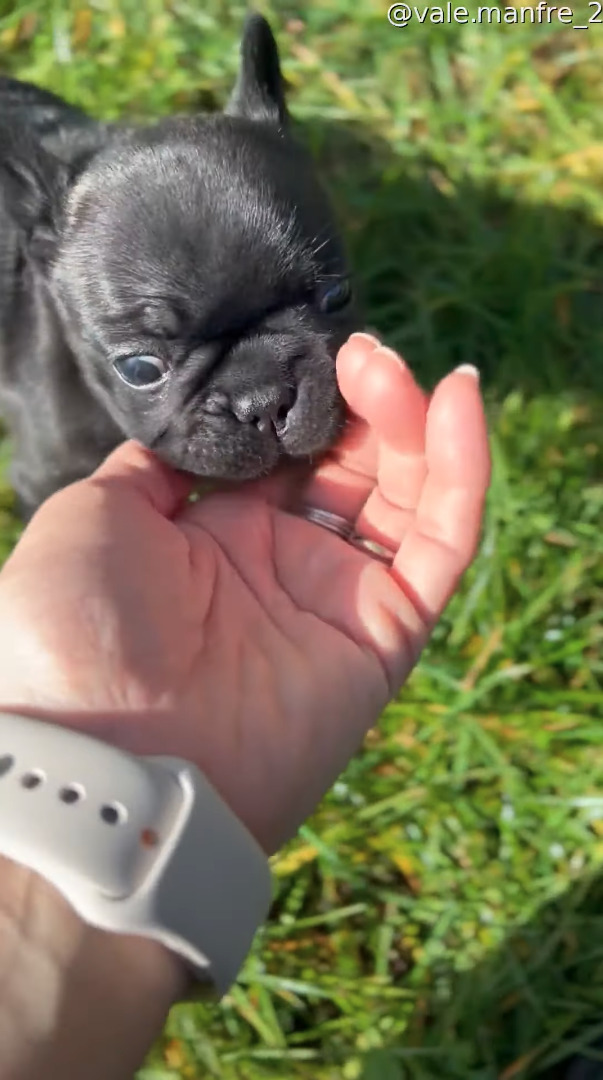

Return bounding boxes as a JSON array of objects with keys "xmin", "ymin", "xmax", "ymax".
[{"xmin": 0, "ymin": 14, "xmax": 357, "ymax": 518}]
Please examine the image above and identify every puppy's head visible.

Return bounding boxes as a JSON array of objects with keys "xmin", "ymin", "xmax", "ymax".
[{"xmin": 8, "ymin": 16, "xmax": 358, "ymax": 480}]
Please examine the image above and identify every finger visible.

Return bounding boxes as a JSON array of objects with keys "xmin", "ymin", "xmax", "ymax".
[
  {"xmin": 352, "ymin": 347, "xmax": 429, "ymax": 548},
  {"xmin": 89, "ymin": 440, "xmax": 194, "ymax": 518},
  {"xmin": 301, "ymin": 336, "xmax": 429, "ymax": 523},
  {"xmin": 290, "ymin": 332, "xmax": 380, "ymax": 520},
  {"xmin": 392, "ymin": 365, "xmax": 491, "ymax": 626}
]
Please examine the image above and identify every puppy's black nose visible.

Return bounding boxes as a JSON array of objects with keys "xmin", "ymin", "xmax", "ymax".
[{"xmin": 207, "ymin": 385, "xmax": 295, "ymax": 435}]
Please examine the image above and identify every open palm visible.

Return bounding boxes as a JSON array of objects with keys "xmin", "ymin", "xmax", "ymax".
[{"xmin": 0, "ymin": 333, "xmax": 490, "ymax": 852}]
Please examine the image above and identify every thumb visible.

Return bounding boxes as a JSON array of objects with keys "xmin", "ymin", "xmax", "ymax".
[
  {"xmin": 89, "ymin": 440, "xmax": 194, "ymax": 518},
  {"xmin": 1, "ymin": 441, "xmax": 193, "ymax": 580}
]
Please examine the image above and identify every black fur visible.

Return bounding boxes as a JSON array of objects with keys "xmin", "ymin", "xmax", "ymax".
[{"xmin": 0, "ymin": 14, "xmax": 357, "ymax": 517}]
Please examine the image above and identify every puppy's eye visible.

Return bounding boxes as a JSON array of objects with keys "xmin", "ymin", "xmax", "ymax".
[
  {"xmin": 317, "ymin": 279, "xmax": 352, "ymax": 314},
  {"xmin": 113, "ymin": 355, "xmax": 168, "ymax": 388}
]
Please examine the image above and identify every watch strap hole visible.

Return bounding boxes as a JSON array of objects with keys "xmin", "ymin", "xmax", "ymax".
[
  {"xmin": 59, "ymin": 783, "xmax": 85, "ymax": 805},
  {"xmin": 21, "ymin": 769, "xmax": 46, "ymax": 790},
  {"xmin": 0, "ymin": 754, "xmax": 15, "ymax": 778},
  {"xmin": 100, "ymin": 802, "xmax": 128, "ymax": 826}
]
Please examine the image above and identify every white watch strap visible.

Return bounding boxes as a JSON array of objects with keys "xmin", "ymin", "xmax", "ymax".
[{"xmin": 0, "ymin": 713, "xmax": 272, "ymax": 997}]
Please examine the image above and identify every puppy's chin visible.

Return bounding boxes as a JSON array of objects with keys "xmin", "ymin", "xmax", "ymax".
[
  {"xmin": 155, "ymin": 422, "xmax": 280, "ymax": 481},
  {"xmin": 149, "ymin": 382, "xmax": 346, "ymax": 481}
]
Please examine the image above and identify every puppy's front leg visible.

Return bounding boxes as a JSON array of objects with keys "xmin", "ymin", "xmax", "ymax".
[
  {"xmin": 9, "ymin": 462, "xmax": 51, "ymax": 521},
  {"xmin": 9, "ymin": 457, "xmax": 87, "ymax": 521}
]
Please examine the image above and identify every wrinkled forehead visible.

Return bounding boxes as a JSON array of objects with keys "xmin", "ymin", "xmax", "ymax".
[
  {"xmin": 66, "ymin": 124, "xmax": 341, "ymax": 275},
  {"xmin": 62, "ymin": 132, "xmax": 340, "ymax": 338}
]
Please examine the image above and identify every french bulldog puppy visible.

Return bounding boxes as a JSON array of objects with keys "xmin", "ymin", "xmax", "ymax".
[{"xmin": 0, "ymin": 14, "xmax": 357, "ymax": 518}]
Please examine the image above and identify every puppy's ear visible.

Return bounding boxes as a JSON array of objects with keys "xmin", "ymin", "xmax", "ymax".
[
  {"xmin": 0, "ymin": 133, "xmax": 71, "ymax": 264},
  {"xmin": 225, "ymin": 14, "xmax": 288, "ymax": 127}
]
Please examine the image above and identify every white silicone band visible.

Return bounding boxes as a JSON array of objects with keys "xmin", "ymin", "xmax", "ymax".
[{"xmin": 0, "ymin": 714, "xmax": 272, "ymax": 997}]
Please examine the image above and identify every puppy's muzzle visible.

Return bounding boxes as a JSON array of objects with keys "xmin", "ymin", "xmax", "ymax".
[{"xmin": 202, "ymin": 384, "xmax": 295, "ymax": 436}]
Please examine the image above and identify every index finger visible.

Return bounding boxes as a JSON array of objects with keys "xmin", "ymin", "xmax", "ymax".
[{"xmin": 300, "ymin": 334, "xmax": 430, "ymax": 521}]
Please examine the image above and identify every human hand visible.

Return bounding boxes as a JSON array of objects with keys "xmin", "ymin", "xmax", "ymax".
[{"xmin": 0, "ymin": 333, "xmax": 490, "ymax": 853}]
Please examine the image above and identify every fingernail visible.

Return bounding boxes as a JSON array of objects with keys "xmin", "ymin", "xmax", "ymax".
[
  {"xmin": 376, "ymin": 345, "xmax": 406, "ymax": 370},
  {"xmin": 350, "ymin": 331, "xmax": 381, "ymax": 348},
  {"xmin": 455, "ymin": 364, "xmax": 480, "ymax": 380}
]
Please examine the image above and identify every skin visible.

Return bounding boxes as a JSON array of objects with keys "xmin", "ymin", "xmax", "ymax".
[{"xmin": 0, "ymin": 332, "xmax": 490, "ymax": 1080}]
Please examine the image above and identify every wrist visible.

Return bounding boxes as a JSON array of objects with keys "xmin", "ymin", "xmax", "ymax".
[
  {"xmin": 0, "ymin": 854, "xmax": 187, "ymax": 1080},
  {"xmin": 0, "ymin": 697, "xmax": 272, "ymax": 853}
]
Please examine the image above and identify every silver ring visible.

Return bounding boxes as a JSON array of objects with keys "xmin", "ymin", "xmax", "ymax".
[
  {"xmin": 348, "ymin": 535, "xmax": 395, "ymax": 566},
  {"xmin": 300, "ymin": 506, "xmax": 354, "ymax": 540},
  {"xmin": 300, "ymin": 506, "xmax": 396, "ymax": 567}
]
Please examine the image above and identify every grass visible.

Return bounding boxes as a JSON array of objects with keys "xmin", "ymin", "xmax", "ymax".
[{"xmin": 1, "ymin": 1, "xmax": 603, "ymax": 1077}]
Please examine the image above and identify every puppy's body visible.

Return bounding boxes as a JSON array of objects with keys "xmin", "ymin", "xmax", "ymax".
[
  {"xmin": 0, "ymin": 80, "xmax": 120, "ymax": 509},
  {"xmin": 0, "ymin": 16, "xmax": 357, "ymax": 517}
]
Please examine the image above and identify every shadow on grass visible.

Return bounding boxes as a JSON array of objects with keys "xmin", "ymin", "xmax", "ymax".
[
  {"xmin": 352, "ymin": 870, "xmax": 603, "ymax": 1080},
  {"xmin": 301, "ymin": 117, "xmax": 603, "ymax": 400}
]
